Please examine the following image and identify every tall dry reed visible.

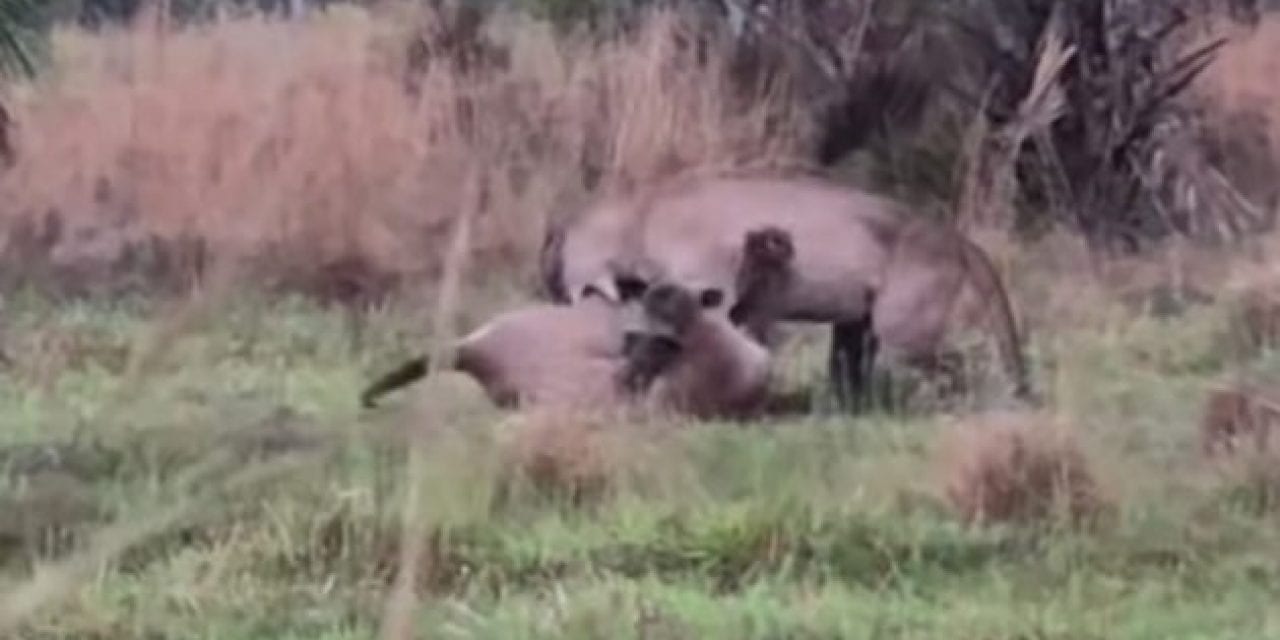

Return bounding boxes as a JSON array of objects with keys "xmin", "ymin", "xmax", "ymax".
[{"xmin": 0, "ymin": 5, "xmax": 806, "ymax": 295}]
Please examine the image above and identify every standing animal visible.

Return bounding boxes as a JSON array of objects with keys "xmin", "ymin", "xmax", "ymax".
[
  {"xmin": 540, "ymin": 174, "xmax": 1033, "ymax": 409},
  {"xmin": 362, "ymin": 226, "xmax": 793, "ymax": 418}
]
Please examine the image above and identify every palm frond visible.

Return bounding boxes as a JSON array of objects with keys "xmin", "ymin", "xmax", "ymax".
[
  {"xmin": 0, "ymin": 0, "xmax": 42, "ymax": 80},
  {"xmin": 950, "ymin": 0, "xmax": 1258, "ymax": 253}
]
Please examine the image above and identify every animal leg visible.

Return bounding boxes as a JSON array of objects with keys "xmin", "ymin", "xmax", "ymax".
[
  {"xmin": 538, "ymin": 223, "xmax": 570, "ymax": 303},
  {"xmin": 828, "ymin": 316, "xmax": 877, "ymax": 412}
]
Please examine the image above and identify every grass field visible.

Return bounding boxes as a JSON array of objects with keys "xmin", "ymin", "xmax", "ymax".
[{"xmin": 0, "ymin": 272, "xmax": 1278, "ymax": 639}]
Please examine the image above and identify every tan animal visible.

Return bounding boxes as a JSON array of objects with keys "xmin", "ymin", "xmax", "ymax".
[
  {"xmin": 360, "ymin": 295, "xmax": 629, "ymax": 411},
  {"xmin": 541, "ymin": 174, "xmax": 1033, "ymax": 408},
  {"xmin": 363, "ymin": 226, "xmax": 791, "ymax": 417},
  {"xmin": 619, "ymin": 280, "xmax": 772, "ymax": 420}
]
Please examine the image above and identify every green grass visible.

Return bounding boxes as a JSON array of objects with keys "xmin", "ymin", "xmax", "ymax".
[{"xmin": 1, "ymin": 288, "xmax": 1279, "ymax": 639}]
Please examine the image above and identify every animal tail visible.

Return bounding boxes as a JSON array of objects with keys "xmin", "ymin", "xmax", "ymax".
[
  {"xmin": 958, "ymin": 239, "xmax": 1035, "ymax": 401},
  {"xmin": 360, "ymin": 355, "xmax": 431, "ymax": 408},
  {"xmin": 539, "ymin": 222, "xmax": 570, "ymax": 304}
]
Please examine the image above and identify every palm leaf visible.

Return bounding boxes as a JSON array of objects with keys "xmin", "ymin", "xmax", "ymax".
[{"xmin": 0, "ymin": 0, "xmax": 41, "ymax": 80}]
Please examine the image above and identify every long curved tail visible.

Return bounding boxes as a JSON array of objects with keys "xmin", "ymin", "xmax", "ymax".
[
  {"xmin": 360, "ymin": 355, "xmax": 431, "ymax": 408},
  {"xmin": 958, "ymin": 239, "xmax": 1034, "ymax": 401},
  {"xmin": 539, "ymin": 222, "xmax": 570, "ymax": 304}
]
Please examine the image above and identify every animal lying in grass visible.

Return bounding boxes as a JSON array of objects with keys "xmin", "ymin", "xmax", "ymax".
[
  {"xmin": 360, "ymin": 227, "xmax": 795, "ymax": 419},
  {"xmin": 360, "ymin": 294, "xmax": 627, "ymax": 411},
  {"xmin": 542, "ymin": 173, "xmax": 1034, "ymax": 410},
  {"xmin": 358, "ymin": 284, "xmax": 769, "ymax": 419}
]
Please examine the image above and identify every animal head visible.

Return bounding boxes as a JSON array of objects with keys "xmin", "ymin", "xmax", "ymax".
[
  {"xmin": 620, "ymin": 281, "xmax": 701, "ymax": 359},
  {"xmin": 599, "ymin": 252, "xmax": 727, "ymax": 313},
  {"xmin": 730, "ymin": 225, "xmax": 796, "ymax": 331},
  {"xmin": 618, "ymin": 281, "xmax": 704, "ymax": 394},
  {"xmin": 640, "ymin": 282, "xmax": 701, "ymax": 338},
  {"xmin": 620, "ymin": 277, "xmax": 775, "ymax": 419},
  {"xmin": 743, "ymin": 226, "xmax": 795, "ymax": 271}
]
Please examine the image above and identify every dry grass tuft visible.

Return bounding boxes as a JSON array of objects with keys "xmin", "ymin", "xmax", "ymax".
[
  {"xmin": 935, "ymin": 411, "xmax": 1108, "ymax": 528},
  {"xmin": 1199, "ymin": 15, "xmax": 1280, "ymax": 159},
  {"xmin": 1209, "ymin": 447, "xmax": 1280, "ymax": 516},
  {"xmin": 494, "ymin": 409, "xmax": 637, "ymax": 506},
  {"xmin": 1199, "ymin": 383, "xmax": 1278, "ymax": 459},
  {"xmin": 1223, "ymin": 278, "xmax": 1280, "ymax": 356}
]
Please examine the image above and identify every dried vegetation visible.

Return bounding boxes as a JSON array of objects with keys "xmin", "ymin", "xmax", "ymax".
[
  {"xmin": 0, "ymin": 3, "xmax": 812, "ymax": 301},
  {"xmin": 494, "ymin": 410, "xmax": 637, "ymax": 506},
  {"xmin": 1199, "ymin": 383, "xmax": 1278, "ymax": 458},
  {"xmin": 1200, "ymin": 381, "xmax": 1280, "ymax": 514},
  {"xmin": 0, "ymin": 0, "xmax": 1275, "ymax": 301},
  {"xmin": 935, "ymin": 411, "xmax": 1108, "ymax": 528}
]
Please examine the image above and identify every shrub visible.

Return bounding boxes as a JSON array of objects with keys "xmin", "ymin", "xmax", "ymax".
[
  {"xmin": 948, "ymin": 0, "xmax": 1265, "ymax": 251},
  {"xmin": 493, "ymin": 410, "xmax": 631, "ymax": 506},
  {"xmin": 935, "ymin": 411, "xmax": 1108, "ymax": 528},
  {"xmin": 1223, "ymin": 280, "xmax": 1280, "ymax": 357},
  {"xmin": 0, "ymin": 4, "xmax": 807, "ymax": 299},
  {"xmin": 1199, "ymin": 383, "xmax": 1278, "ymax": 458}
]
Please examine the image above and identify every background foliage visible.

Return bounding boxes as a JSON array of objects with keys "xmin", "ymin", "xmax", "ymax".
[{"xmin": 2, "ymin": 0, "xmax": 1272, "ymax": 297}]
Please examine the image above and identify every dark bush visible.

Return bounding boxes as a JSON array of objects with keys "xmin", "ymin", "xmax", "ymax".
[{"xmin": 947, "ymin": 0, "xmax": 1269, "ymax": 252}]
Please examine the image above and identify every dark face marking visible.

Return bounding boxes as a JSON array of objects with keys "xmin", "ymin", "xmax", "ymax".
[
  {"xmin": 616, "ymin": 274, "xmax": 650, "ymax": 302},
  {"xmin": 643, "ymin": 283, "xmax": 699, "ymax": 335},
  {"xmin": 744, "ymin": 226, "xmax": 795, "ymax": 269},
  {"xmin": 620, "ymin": 331, "xmax": 684, "ymax": 393},
  {"xmin": 618, "ymin": 281, "xmax": 703, "ymax": 395},
  {"xmin": 729, "ymin": 225, "xmax": 796, "ymax": 338},
  {"xmin": 699, "ymin": 288, "xmax": 724, "ymax": 309}
]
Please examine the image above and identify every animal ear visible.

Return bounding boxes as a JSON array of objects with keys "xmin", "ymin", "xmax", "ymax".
[{"xmin": 699, "ymin": 288, "xmax": 724, "ymax": 308}]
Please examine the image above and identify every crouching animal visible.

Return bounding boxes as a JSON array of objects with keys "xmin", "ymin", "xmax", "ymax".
[
  {"xmin": 360, "ymin": 227, "xmax": 794, "ymax": 419},
  {"xmin": 542, "ymin": 173, "xmax": 1034, "ymax": 409},
  {"xmin": 618, "ymin": 280, "xmax": 771, "ymax": 419}
]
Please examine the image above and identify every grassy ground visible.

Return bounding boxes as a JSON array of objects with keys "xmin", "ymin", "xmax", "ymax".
[
  {"xmin": 0, "ymin": 4, "xmax": 1277, "ymax": 638},
  {"xmin": 0, "ymin": 279, "xmax": 1279, "ymax": 639}
]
